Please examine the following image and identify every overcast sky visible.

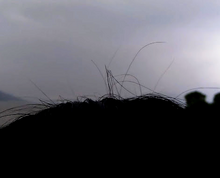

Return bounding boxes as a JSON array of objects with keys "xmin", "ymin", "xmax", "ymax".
[{"xmin": 1, "ymin": 0, "xmax": 220, "ymax": 102}]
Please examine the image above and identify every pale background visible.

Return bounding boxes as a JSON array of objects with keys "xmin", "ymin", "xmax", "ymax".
[{"xmin": 1, "ymin": 0, "xmax": 220, "ymax": 105}]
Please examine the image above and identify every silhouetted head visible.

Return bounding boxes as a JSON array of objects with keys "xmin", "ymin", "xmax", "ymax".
[
  {"xmin": 0, "ymin": 94, "xmax": 185, "ymax": 136},
  {"xmin": 1, "ymin": 93, "xmax": 217, "ymax": 166}
]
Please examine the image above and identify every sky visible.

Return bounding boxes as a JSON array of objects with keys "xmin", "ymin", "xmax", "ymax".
[{"xmin": 1, "ymin": 0, "xmax": 220, "ymax": 103}]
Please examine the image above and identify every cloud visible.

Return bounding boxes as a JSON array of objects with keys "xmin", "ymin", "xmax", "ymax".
[{"xmin": 1, "ymin": 0, "xmax": 220, "ymax": 101}]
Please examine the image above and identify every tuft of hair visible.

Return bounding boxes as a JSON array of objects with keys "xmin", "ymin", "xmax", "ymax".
[{"xmin": 0, "ymin": 94, "xmax": 185, "ymax": 135}]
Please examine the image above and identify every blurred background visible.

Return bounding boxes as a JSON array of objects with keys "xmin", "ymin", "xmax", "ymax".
[{"xmin": 1, "ymin": 0, "xmax": 220, "ymax": 110}]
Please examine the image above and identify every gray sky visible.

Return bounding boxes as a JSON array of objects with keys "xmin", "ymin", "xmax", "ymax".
[{"xmin": 1, "ymin": 0, "xmax": 220, "ymax": 103}]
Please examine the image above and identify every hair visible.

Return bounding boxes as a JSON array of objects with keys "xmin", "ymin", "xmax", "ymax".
[
  {"xmin": 1, "ymin": 42, "xmax": 217, "ymax": 159},
  {"xmin": 0, "ymin": 94, "xmax": 185, "ymax": 136}
]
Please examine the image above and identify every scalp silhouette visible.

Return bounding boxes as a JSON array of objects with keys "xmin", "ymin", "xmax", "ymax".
[
  {"xmin": 0, "ymin": 94, "xmax": 185, "ymax": 134},
  {"xmin": 1, "ymin": 43, "xmax": 219, "ymax": 172}
]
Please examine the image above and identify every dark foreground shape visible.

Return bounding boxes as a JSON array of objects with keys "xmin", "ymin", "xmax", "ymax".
[
  {"xmin": 0, "ymin": 94, "xmax": 186, "ymax": 148},
  {"xmin": 0, "ymin": 94, "xmax": 185, "ymax": 135},
  {"xmin": 0, "ymin": 94, "xmax": 218, "ymax": 174},
  {"xmin": 1, "ymin": 93, "xmax": 218, "ymax": 142}
]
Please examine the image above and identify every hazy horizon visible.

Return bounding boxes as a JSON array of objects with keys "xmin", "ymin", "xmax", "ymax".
[{"xmin": 1, "ymin": 0, "xmax": 220, "ymax": 104}]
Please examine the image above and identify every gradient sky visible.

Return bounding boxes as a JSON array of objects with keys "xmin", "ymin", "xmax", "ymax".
[{"xmin": 1, "ymin": 0, "xmax": 220, "ymax": 103}]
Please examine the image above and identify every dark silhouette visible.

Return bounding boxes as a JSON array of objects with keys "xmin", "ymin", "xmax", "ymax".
[
  {"xmin": 184, "ymin": 91, "xmax": 220, "ymax": 114},
  {"xmin": 213, "ymin": 92, "xmax": 220, "ymax": 104},
  {"xmin": 1, "ymin": 92, "xmax": 219, "ymax": 170},
  {"xmin": 185, "ymin": 91, "xmax": 206, "ymax": 107},
  {"xmin": 2, "ymin": 91, "xmax": 220, "ymax": 137},
  {"xmin": 0, "ymin": 94, "xmax": 185, "ymax": 141},
  {"xmin": 184, "ymin": 91, "xmax": 209, "ymax": 111}
]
